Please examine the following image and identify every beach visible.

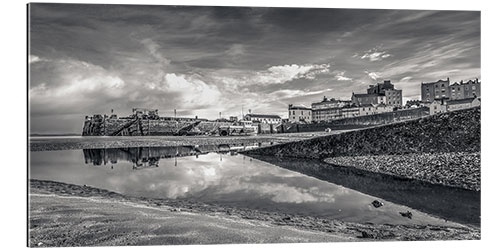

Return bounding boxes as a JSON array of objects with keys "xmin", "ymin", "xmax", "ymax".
[{"xmin": 29, "ymin": 179, "xmax": 479, "ymax": 247}]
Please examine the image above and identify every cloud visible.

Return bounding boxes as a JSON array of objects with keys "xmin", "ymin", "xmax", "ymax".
[
  {"xmin": 29, "ymin": 55, "xmax": 46, "ymax": 64},
  {"xmin": 267, "ymin": 89, "xmax": 331, "ymax": 100},
  {"xmin": 256, "ymin": 64, "xmax": 330, "ymax": 84},
  {"xmin": 225, "ymin": 44, "xmax": 246, "ymax": 56},
  {"xmin": 357, "ymin": 46, "xmax": 392, "ymax": 61},
  {"xmin": 365, "ymin": 71, "xmax": 382, "ymax": 80},
  {"xmin": 214, "ymin": 63, "xmax": 331, "ymax": 90},
  {"xmin": 335, "ymin": 71, "xmax": 352, "ymax": 81},
  {"xmin": 160, "ymin": 73, "xmax": 221, "ymax": 108},
  {"xmin": 140, "ymin": 38, "xmax": 171, "ymax": 65}
]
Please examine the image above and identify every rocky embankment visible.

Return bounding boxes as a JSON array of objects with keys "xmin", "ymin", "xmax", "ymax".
[
  {"xmin": 245, "ymin": 108, "xmax": 480, "ymax": 158},
  {"xmin": 325, "ymin": 152, "xmax": 480, "ymax": 191},
  {"xmin": 244, "ymin": 108, "xmax": 481, "ymax": 190}
]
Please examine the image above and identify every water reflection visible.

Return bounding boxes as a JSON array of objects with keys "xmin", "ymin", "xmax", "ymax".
[
  {"xmin": 29, "ymin": 147, "xmax": 462, "ymax": 227},
  {"xmin": 82, "ymin": 145, "xmax": 259, "ymax": 169},
  {"xmin": 247, "ymin": 155, "xmax": 480, "ymax": 227}
]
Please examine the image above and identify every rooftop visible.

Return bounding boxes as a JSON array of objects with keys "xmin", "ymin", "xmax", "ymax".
[
  {"xmin": 422, "ymin": 78, "xmax": 450, "ymax": 85},
  {"xmin": 289, "ymin": 104, "xmax": 311, "ymax": 110},
  {"xmin": 245, "ymin": 114, "xmax": 282, "ymax": 119},
  {"xmin": 447, "ymin": 97, "xmax": 479, "ymax": 105},
  {"xmin": 352, "ymin": 93, "xmax": 383, "ymax": 97}
]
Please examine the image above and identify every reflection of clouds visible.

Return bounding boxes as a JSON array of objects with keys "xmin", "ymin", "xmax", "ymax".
[{"xmin": 101, "ymin": 154, "xmax": 344, "ymax": 204}]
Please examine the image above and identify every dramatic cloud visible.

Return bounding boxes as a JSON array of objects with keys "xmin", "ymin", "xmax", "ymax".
[
  {"xmin": 160, "ymin": 73, "xmax": 221, "ymax": 107},
  {"xmin": 258, "ymin": 64, "xmax": 330, "ymax": 83},
  {"xmin": 28, "ymin": 4, "xmax": 480, "ymax": 133}
]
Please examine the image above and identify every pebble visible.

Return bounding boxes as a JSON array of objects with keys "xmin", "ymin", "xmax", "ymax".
[{"xmin": 325, "ymin": 152, "xmax": 480, "ymax": 191}]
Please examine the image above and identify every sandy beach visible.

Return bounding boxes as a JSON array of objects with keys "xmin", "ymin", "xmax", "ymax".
[{"xmin": 29, "ymin": 179, "xmax": 479, "ymax": 247}]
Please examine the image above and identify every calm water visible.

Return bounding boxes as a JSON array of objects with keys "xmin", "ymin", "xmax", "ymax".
[{"xmin": 29, "ymin": 146, "xmax": 477, "ymax": 227}]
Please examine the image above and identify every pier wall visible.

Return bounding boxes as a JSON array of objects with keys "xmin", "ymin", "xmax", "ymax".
[
  {"xmin": 82, "ymin": 118, "xmax": 232, "ymax": 136},
  {"xmin": 279, "ymin": 107, "xmax": 429, "ymax": 133}
]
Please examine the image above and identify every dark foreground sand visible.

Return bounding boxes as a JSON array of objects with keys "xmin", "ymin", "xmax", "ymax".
[{"xmin": 29, "ymin": 180, "xmax": 480, "ymax": 247}]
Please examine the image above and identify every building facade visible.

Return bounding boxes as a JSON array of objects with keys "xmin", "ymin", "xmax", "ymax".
[
  {"xmin": 351, "ymin": 93, "xmax": 386, "ymax": 106},
  {"xmin": 311, "ymin": 97, "xmax": 350, "ymax": 122},
  {"xmin": 461, "ymin": 79, "xmax": 481, "ymax": 99},
  {"xmin": 422, "ymin": 78, "xmax": 480, "ymax": 103},
  {"xmin": 288, "ymin": 104, "xmax": 312, "ymax": 123},
  {"xmin": 244, "ymin": 114, "xmax": 282, "ymax": 124},
  {"xmin": 421, "ymin": 78, "xmax": 450, "ymax": 102},
  {"xmin": 352, "ymin": 80, "xmax": 402, "ymax": 107},
  {"xmin": 340, "ymin": 105, "xmax": 360, "ymax": 118},
  {"xmin": 447, "ymin": 97, "xmax": 481, "ymax": 112},
  {"xmin": 429, "ymin": 100, "xmax": 447, "ymax": 115}
]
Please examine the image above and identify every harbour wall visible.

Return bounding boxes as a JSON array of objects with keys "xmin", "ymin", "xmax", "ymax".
[
  {"xmin": 279, "ymin": 107, "xmax": 429, "ymax": 133},
  {"xmin": 82, "ymin": 119, "xmax": 233, "ymax": 136}
]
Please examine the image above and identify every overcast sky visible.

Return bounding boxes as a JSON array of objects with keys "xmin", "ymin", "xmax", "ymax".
[{"xmin": 29, "ymin": 4, "xmax": 480, "ymax": 134}]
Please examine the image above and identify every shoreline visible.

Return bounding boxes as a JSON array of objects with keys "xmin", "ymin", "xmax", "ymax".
[
  {"xmin": 324, "ymin": 152, "xmax": 480, "ymax": 191},
  {"xmin": 29, "ymin": 131, "xmax": 346, "ymax": 152},
  {"xmin": 29, "ymin": 179, "xmax": 480, "ymax": 247}
]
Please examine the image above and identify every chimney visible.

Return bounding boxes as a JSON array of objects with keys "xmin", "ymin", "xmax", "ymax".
[{"xmin": 447, "ymin": 77, "xmax": 450, "ymax": 82}]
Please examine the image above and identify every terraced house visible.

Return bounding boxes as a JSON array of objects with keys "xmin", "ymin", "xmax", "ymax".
[{"xmin": 421, "ymin": 78, "xmax": 480, "ymax": 102}]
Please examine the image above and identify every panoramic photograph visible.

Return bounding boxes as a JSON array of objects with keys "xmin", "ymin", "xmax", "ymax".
[{"xmin": 28, "ymin": 3, "xmax": 481, "ymax": 247}]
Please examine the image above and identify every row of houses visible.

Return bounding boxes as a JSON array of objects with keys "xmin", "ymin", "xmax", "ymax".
[
  {"xmin": 289, "ymin": 80, "xmax": 402, "ymax": 123},
  {"xmin": 238, "ymin": 77, "xmax": 481, "ymax": 125},
  {"xmin": 421, "ymin": 78, "xmax": 480, "ymax": 102}
]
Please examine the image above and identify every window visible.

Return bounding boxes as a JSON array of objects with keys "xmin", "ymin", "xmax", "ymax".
[
  {"xmin": 472, "ymin": 86, "xmax": 476, "ymax": 90},
  {"xmin": 292, "ymin": 111, "xmax": 295, "ymax": 115}
]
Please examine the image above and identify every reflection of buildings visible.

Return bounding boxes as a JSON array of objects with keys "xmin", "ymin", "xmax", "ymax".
[
  {"xmin": 83, "ymin": 144, "xmax": 262, "ymax": 169},
  {"xmin": 83, "ymin": 146, "xmax": 218, "ymax": 169}
]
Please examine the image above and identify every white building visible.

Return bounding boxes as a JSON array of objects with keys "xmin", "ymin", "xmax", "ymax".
[
  {"xmin": 288, "ymin": 104, "xmax": 312, "ymax": 123},
  {"xmin": 244, "ymin": 114, "xmax": 282, "ymax": 124}
]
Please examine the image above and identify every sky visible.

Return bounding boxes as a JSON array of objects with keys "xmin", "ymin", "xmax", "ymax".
[{"xmin": 29, "ymin": 4, "xmax": 480, "ymax": 134}]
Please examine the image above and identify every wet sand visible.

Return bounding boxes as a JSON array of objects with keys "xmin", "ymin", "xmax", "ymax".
[{"xmin": 29, "ymin": 179, "xmax": 480, "ymax": 247}]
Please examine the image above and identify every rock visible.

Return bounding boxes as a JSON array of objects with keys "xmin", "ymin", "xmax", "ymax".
[
  {"xmin": 400, "ymin": 211, "xmax": 413, "ymax": 219},
  {"xmin": 37, "ymin": 242, "xmax": 43, "ymax": 246},
  {"xmin": 359, "ymin": 231, "xmax": 375, "ymax": 239},
  {"xmin": 371, "ymin": 200, "xmax": 384, "ymax": 208}
]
